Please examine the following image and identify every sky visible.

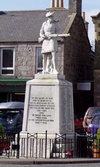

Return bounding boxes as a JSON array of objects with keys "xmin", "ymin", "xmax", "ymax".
[{"xmin": 0, "ymin": 0, "xmax": 100, "ymax": 46}]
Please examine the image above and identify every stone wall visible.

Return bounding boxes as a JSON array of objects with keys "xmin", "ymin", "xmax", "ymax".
[
  {"xmin": 0, "ymin": 15, "xmax": 93, "ymax": 83},
  {"xmin": 94, "ymin": 70, "xmax": 100, "ymax": 106},
  {"xmin": 15, "ymin": 44, "xmax": 35, "ymax": 78},
  {"xmin": 0, "ymin": 14, "xmax": 94, "ymax": 114},
  {"xmin": 63, "ymin": 15, "xmax": 94, "ymax": 115},
  {"xmin": 0, "ymin": 43, "xmax": 38, "ymax": 78},
  {"xmin": 92, "ymin": 14, "xmax": 100, "ymax": 106},
  {"xmin": 69, "ymin": 0, "xmax": 82, "ymax": 16},
  {"xmin": 64, "ymin": 15, "xmax": 93, "ymax": 84}
]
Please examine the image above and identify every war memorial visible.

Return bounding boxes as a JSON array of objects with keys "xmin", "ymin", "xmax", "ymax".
[{"xmin": 20, "ymin": 11, "xmax": 74, "ymax": 158}]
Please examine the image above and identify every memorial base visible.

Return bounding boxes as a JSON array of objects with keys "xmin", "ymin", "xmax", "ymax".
[
  {"xmin": 20, "ymin": 131, "xmax": 75, "ymax": 158},
  {"xmin": 20, "ymin": 74, "xmax": 74, "ymax": 158}
]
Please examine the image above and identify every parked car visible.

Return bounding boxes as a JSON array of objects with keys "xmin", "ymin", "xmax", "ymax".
[
  {"xmin": 0, "ymin": 101, "xmax": 24, "ymax": 136},
  {"xmin": 74, "ymin": 115, "xmax": 84, "ymax": 134},
  {"xmin": 86, "ymin": 113, "xmax": 100, "ymax": 135},
  {"xmin": 83, "ymin": 107, "xmax": 100, "ymax": 129}
]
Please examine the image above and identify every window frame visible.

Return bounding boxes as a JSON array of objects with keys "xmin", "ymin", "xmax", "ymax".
[
  {"xmin": 35, "ymin": 47, "xmax": 43, "ymax": 73},
  {"xmin": 1, "ymin": 48, "xmax": 15, "ymax": 76}
]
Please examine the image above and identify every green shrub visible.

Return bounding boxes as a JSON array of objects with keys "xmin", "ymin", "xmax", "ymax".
[{"xmin": 0, "ymin": 124, "xmax": 6, "ymax": 139}]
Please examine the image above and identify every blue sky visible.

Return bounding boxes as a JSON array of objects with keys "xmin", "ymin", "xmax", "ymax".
[
  {"xmin": 0, "ymin": 0, "xmax": 100, "ymax": 44},
  {"xmin": 0, "ymin": 0, "xmax": 99, "ymax": 11}
]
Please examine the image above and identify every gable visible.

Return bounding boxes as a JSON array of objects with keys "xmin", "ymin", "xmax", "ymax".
[
  {"xmin": 68, "ymin": 14, "xmax": 90, "ymax": 47},
  {"xmin": 92, "ymin": 12, "xmax": 100, "ymax": 20}
]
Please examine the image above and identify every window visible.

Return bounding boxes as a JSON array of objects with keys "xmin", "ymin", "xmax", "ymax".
[
  {"xmin": 35, "ymin": 47, "xmax": 43, "ymax": 73},
  {"xmin": 1, "ymin": 48, "xmax": 15, "ymax": 75}
]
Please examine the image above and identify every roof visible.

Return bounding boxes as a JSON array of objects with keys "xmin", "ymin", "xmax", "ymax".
[
  {"xmin": 0, "ymin": 101, "xmax": 24, "ymax": 110},
  {"xmin": 91, "ymin": 12, "xmax": 100, "ymax": 20},
  {"xmin": 0, "ymin": 10, "xmax": 71, "ymax": 42}
]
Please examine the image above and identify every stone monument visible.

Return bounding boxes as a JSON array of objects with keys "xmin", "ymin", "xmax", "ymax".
[
  {"xmin": 22, "ymin": 74, "xmax": 74, "ymax": 135},
  {"xmin": 20, "ymin": 11, "xmax": 74, "ymax": 158}
]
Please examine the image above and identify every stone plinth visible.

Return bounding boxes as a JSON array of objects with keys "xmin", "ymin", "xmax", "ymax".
[
  {"xmin": 22, "ymin": 74, "xmax": 74, "ymax": 135},
  {"xmin": 20, "ymin": 74, "xmax": 74, "ymax": 158}
]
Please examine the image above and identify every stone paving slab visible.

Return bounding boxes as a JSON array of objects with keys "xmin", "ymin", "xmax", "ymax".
[{"xmin": 0, "ymin": 158, "xmax": 100, "ymax": 165}]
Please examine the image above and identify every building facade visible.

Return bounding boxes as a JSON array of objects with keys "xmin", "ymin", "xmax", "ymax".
[
  {"xmin": 0, "ymin": 0, "xmax": 94, "ymax": 117},
  {"xmin": 92, "ymin": 13, "xmax": 100, "ymax": 106}
]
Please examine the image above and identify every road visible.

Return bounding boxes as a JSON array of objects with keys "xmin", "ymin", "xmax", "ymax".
[{"xmin": 0, "ymin": 163, "xmax": 100, "ymax": 167}]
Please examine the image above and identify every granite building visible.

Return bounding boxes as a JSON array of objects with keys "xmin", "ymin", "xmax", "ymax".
[
  {"xmin": 0, "ymin": 0, "xmax": 94, "ymax": 117},
  {"xmin": 92, "ymin": 12, "xmax": 100, "ymax": 106}
]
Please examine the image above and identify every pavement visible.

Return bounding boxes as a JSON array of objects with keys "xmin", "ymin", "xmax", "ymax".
[{"xmin": 0, "ymin": 157, "xmax": 100, "ymax": 165}]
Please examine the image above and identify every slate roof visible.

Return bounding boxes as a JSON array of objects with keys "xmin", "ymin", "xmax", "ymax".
[{"xmin": 0, "ymin": 10, "xmax": 71, "ymax": 42}]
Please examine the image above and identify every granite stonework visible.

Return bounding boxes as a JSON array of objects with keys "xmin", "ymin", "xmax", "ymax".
[
  {"xmin": 21, "ymin": 74, "xmax": 74, "ymax": 135},
  {"xmin": 20, "ymin": 74, "xmax": 74, "ymax": 158}
]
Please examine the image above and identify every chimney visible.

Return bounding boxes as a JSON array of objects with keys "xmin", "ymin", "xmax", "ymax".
[
  {"xmin": 82, "ymin": 12, "xmax": 89, "ymax": 34},
  {"xmin": 50, "ymin": 0, "xmax": 64, "ymax": 8},
  {"xmin": 82, "ymin": 12, "xmax": 85, "ymax": 20},
  {"xmin": 69, "ymin": 0, "xmax": 82, "ymax": 16}
]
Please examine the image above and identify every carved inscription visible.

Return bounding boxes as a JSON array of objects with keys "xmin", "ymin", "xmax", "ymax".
[{"xmin": 28, "ymin": 96, "xmax": 55, "ymax": 125}]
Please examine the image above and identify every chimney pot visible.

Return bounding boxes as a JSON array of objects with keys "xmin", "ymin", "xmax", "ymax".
[
  {"xmin": 51, "ymin": 0, "xmax": 55, "ymax": 8},
  {"xmin": 60, "ymin": 0, "xmax": 63, "ymax": 7},
  {"xmin": 50, "ymin": 0, "xmax": 64, "ymax": 8},
  {"xmin": 56, "ymin": 0, "xmax": 59, "ymax": 7},
  {"xmin": 82, "ymin": 12, "xmax": 85, "ymax": 21}
]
